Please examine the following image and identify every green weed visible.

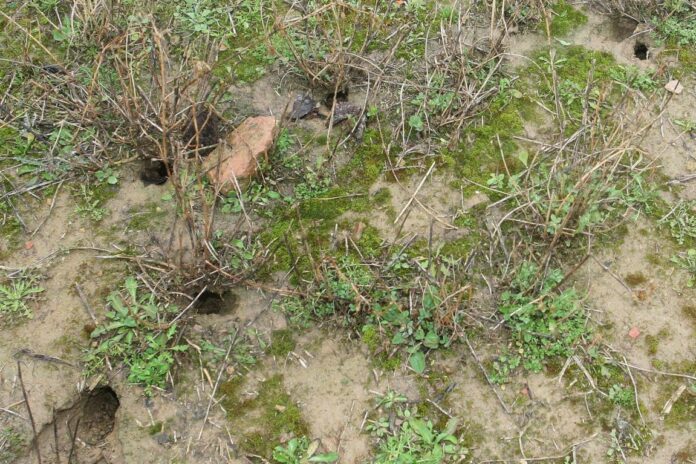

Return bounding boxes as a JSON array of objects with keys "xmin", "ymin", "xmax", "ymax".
[
  {"xmin": 493, "ymin": 262, "xmax": 590, "ymax": 381},
  {"xmin": 221, "ymin": 183, "xmax": 289, "ymax": 218},
  {"xmin": 273, "ymin": 249, "xmax": 461, "ymax": 372},
  {"xmin": 609, "ymin": 65, "xmax": 659, "ymax": 92},
  {"xmin": 74, "ymin": 183, "xmax": 117, "ymax": 222},
  {"xmin": 606, "ymin": 424, "xmax": 652, "ymax": 462},
  {"xmin": 272, "ymin": 437, "xmax": 338, "ymax": 464},
  {"xmin": 660, "ymin": 201, "xmax": 696, "ymax": 246},
  {"xmin": 608, "ymin": 384, "xmax": 635, "ymax": 408},
  {"xmin": 655, "ymin": 16, "xmax": 696, "ymax": 46},
  {"xmin": 671, "ymin": 249, "xmax": 696, "ymax": 287},
  {"xmin": 367, "ymin": 393, "xmax": 466, "ymax": 463},
  {"xmin": 85, "ymin": 276, "xmax": 188, "ymax": 395},
  {"xmin": 0, "ymin": 277, "xmax": 44, "ymax": 322},
  {"xmin": 174, "ymin": 0, "xmax": 230, "ymax": 38},
  {"xmin": 0, "ymin": 427, "xmax": 25, "ymax": 464},
  {"xmin": 95, "ymin": 167, "xmax": 119, "ymax": 185},
  {"xmin": 674, "ymin": 118, "xmax": 696, "ymax": 134},
  {"xmin": 196, "ymin": 329, "xmax": 258, "ymax": 370}
]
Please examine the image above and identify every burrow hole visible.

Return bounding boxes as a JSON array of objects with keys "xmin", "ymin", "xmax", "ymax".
[
  {"xmin": 634, "ymin": 42, "xmax": 648, "ymax": 60},
  {"xmin": 195, "ymin": 289, "xmax": 238, "ymax": 315}
]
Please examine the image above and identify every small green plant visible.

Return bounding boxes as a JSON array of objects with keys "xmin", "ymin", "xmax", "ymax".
[
  {"xmin": 95, "ymin": 167, "xmax": 119, "ymax": 185},
  {"xmin": 494, "ymin": 262, "xmax": 590, "ymax": 381},
  {"xmin": 367, "ymin": 399, "xmax": 464, "ymax": 464},
  {"xmin": 659, "ymin": 201, "xmax": 696, "ymax": 245},
  {"xmin": 674, "ymin": 118, "xmax": 696, "ymax": 134},
  {"xmin": 609, "ymin": 65, "xmax": 658, "ymax": 92},
  {"xmin": 197, "ymin": 329, "xmax": 258, "ymax": 369},
  {"xmin": 606, "ymin": 421, "xmax": 652, "ymax": 462},
  {"xmin": 272, "ymin": 437, "xmax": 338, "ymax": 464},
  {"xmin": 274, "ymin": 128, "xmax": 293, "ymax": 158},
  {"xmin": 85, "ymin": 277, "xmax": 187, "ymax": 395},
  {"xmin": 294, "ymin": 171, "xmax": 332, "ymax": 200},
  {"xmin": 274, "ymin": 251, "xmax": 456, "ymax": 370},
  {"xmin": 74, "ymin": 185, "xmax": 107, "ymax": 222},
  {"xmin": 671, "ymin": 249, "xmax": 696, "ymax": 287},
  {"xmin": 223, "ymin": 236, "xmax": 260, "ymax": 272},
  {"xmin": 609, "ymin": 384, "xmax": 635, "ymax": 408},
  {"xmin": 174, "ymin": 0, "xmax": 229, "ymax": 38},
  {"xmin": 52, "ymin": 15, "xmax": 81, "ymax": 43},
  {"xmin": 221, "ymin": 183, "xmax": 287, "ymax": 217},
  {"xmin": 0, "ymin": 427, "xmax": 25, "ymax": 463},
  {"xmin": 654, "ymin": 15, "xmax": 696, "ymax": 46},
  {"xmin": 0, "ymin": 277, "xmax": 44, "ymax": 322},
  {"xmin": 375, "ymin": 390, "xmax": 409, "ymax": 410}
]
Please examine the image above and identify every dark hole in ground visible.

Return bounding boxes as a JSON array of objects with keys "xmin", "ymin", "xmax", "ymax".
[
  {"xmin": 634, "ymin": 42, "xmax": 648, "ymax": 60},
  {"xmin": 323, "ymin": 85, "xmax": 350, "ymax": 108},
  {"xmin": 195, "ymin": 289, "xmax": 239, "ymax": 315},
  {"xmin": 140, "ymin": 159, "xmax": 169, "ymax": 186},
  {"xmin": 77, "ymin": 386, "xmax": 120, "ymax": 445},
  {"xmin": 139, "ymin": 106, "xmax": 221, "ymax": 186},
  {"xmin": 182, "ymin": 105, "xmax": 221, "ymax": 157}
]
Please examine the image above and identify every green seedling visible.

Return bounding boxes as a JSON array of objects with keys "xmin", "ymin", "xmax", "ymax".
[{"xmin": 86, "ymin": 277, "xmax": 187, "ymax": 395}]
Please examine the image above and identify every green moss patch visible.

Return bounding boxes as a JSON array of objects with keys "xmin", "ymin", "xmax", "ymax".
[
  {"xmin": 221, "ymin": 374, "xmax": 309, "ymax": 459},
  {"xmin": 266, "ymin": 329, "xmax": 296, "ymax": 357},
  {"xmin": 548, "ymin": 1, "xmax": 588, "ymax": 37}
]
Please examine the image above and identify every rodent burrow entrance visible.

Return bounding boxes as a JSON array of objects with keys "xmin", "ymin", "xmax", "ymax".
[
  {"xmin": 139, "ymin": 106, "xmax": 221, "ymax": 186},
  {"xmin": 34, "ymin": 386, "xmax": 120, "ymax": 463},
  {"xmin": 194, "ymin": 289, "xmax": 239, "ymax": 315},
  {"xmin": 634, "ymin": 42, "xmax": 648, "ymax": 60},
  {"xmin": 78, "ymin": 386, "xmax": 120, "ymax": 445}
]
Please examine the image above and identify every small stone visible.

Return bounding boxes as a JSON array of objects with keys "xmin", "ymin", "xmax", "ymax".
[
  {"xmin": 24, "ymin": 241, "xmax": 33, "ymax": 250},
  {"xmin": 290, "ymin": 94, "xmax": 317, "ymax": 120},
  {"xmin": 154, "ymin": 432, "xmax": 170, "ymax": 445},
  {"xmin": 352, "ymin": 222, "xmax": 366, "ymax": 241},
  {"xmin": 203, "ymin": 116, "xmax": 277, "ymax": 193},
  {"xmin": 628, "ymin": 326, "xmax": 641, "ymax": 339},
  {"xmin": 664, "ymin": 79, "xmax": 683, "ymax": 95}
]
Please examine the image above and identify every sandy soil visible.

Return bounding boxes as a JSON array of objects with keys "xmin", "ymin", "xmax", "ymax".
[{"xmin": 1, "ymin": 5, "xmax": 694, "ymax": 464}]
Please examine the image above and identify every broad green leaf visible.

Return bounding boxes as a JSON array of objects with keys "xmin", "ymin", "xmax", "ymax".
[
  {"xmin": 108, "ymin": 294, "xmax": 127, "ymax": 316},
  {"xmin": 391, "ymin": 332, "xmax": 405, "ymax": 345},
  {"xmin": 309, "ymin": 452, "xmax": 339, "ymax": 462},
  {"xmin": 124, "ymin": 277, "xmax": 138, "ymax": 301},
  {"xmin": 423, "ymin": 331, "xmax": 440, "ymax": 349},
  {"xmin": 517, "ymin": 150, "xmax": 529, "ymax": 167},
  {"xmin": 409, "ymin": 351, "xmax": 426, "ymax": 374},
  {"xmin": 408, "ymin": 114, "xmax": 424, "ymax": 132},
  {"xmin": 409, "ymin": 418, "xmax": 433, "ymax": 443}
]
